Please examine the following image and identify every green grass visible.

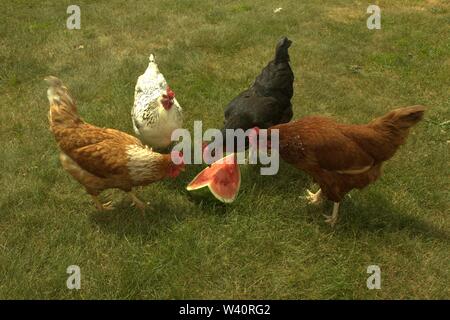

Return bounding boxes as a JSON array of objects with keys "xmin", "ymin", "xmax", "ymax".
[{"xmin": 0, "ymin": 0, "xmax": 449, "ymax": 299}]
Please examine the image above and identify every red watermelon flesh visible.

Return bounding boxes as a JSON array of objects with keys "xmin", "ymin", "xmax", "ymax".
[{"xmin": 187, "ymin": 153, "xmax": 241, "ymax": 203}]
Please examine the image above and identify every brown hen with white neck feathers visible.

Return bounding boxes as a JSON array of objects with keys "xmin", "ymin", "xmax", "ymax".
[{"xmin": 45, "ymin": 76, "xmax": 184, "ymax": 212}]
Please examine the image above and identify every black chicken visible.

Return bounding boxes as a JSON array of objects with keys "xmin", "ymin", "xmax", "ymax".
[{"xmin": 221, "ymin": 36, "xmax": 294, "ymax": 152}]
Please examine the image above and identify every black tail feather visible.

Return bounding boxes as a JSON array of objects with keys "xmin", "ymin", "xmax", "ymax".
[{"xmin": 274, "ymin": 37, "xmax": 292, "ymax": 62}]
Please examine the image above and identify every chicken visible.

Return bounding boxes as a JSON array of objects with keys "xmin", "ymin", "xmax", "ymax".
[
  {"xmin": 45, "ymin": 76, "xmax": 184, "ymax": 212},
  {"xmin": 220, "ymin": 36, "xmax": 294, "ymax": 152},
  {"xmin": 269, "ymin": 106, "xmax": 426, "ymax": 226},
  {"xmin": 131, "ymin": 54, "xmax": 183, "ymax": 150}
]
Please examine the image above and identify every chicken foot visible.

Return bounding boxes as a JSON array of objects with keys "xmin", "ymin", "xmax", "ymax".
[
  {"xmin": 91, "ymin": 195, "xmax": 115, "ymax": 211},
  {"xmin": 323, "ymin": 202, "xmax": 340, "ymax": 227},
  {"xmin": 305, "ymin": 189, "xmax": 323, "ymax": 204}
]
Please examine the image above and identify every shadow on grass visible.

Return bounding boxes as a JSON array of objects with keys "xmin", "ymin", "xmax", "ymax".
[
  {"xmin": 251, "ymin": 160, "xmax": 450, "ymax": 241},
  {"xmin": 241, "ymin": 159, "xmax": 311, "ymax": 193},
  {"xmin": 253, "ymin": 161, "xmax": 449, "ymax": 241},
  {"xmin": 90, "ymin": 162, "xmax": 448, "ymax": 242},
  {"xmin": 88, "ymin": 196, "xmax": 190, "ymax": 240},
  {"xmin": 320, "ymin": 191, "xmax": 449, "ymax": 241},
  {"xmin": 87, "ymin": 165, "xmax": 236, "ymax": 239},
  {"xmin": 87, "ymin": 161, "xmax": 307, "ymax": 237},
  {"xmin": 171, "ymin": 160, "xmax": 310, "ymax": 212}
]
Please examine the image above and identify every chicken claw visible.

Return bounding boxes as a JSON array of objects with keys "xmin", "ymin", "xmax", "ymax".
[
  {"xmin": 92, "ymin": 196, "xmax": 115, "ymax": 211},
  {"xmin": 305, "ymin": 189, "xmax": 323, "ymax": 205},
  {"xmin": 323, "ymin": 202, "xmax": 340, "ymax": 227}
]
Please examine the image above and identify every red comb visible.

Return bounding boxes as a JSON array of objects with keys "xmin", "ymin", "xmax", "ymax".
[{"xmin": 166, "ymin": 86, "xmax": 175, "ymax": 99}]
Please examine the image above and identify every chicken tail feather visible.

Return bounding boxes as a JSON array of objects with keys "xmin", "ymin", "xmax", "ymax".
[
  {"xmin": 368, "ymin": 105, "xmax": 426, "ymax": 158},
  {"xmin": 372, "ymin": 105, "xmax": 426, "ymax": 130},
  {"xmin": 144, "ymin": 53, "xmax": 159, "ymax": 74},
  {"xmin": 274, "ymin": 36, "xmax": 292, "ymax": 63}
]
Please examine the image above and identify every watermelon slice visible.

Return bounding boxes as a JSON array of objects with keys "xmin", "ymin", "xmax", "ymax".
[{"xmin": 186, "ymin": 153, "xmax": 241, "ymax": 203}]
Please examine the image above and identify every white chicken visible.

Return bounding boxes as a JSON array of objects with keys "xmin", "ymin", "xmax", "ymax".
[{"xmin": 131, "ymin": 54, "xmax": 183, "ymax": 149}]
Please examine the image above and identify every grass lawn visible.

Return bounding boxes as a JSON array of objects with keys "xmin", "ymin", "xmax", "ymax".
[{"xmin": 0, "ymin": 0, "xmax": 449, "ymax": 299}]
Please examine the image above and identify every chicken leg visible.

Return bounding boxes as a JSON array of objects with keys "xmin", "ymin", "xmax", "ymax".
[
  {"xmin": 91, "ymin": 195, "xmax": 114, "ymax": 211},
  {"xmin": 128, "ymin": 192, "xmax": 146, "ymax": 214},
  {"xmin": 323, "ymin": 202, "xmax": 340, "ymax": 227}
]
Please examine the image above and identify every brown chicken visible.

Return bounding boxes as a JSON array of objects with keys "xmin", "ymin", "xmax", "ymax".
[
  {"xmin": 45, "ymin": 76, "xmax": 184, "ymax": 212},
  {"xmin": 269, "ymin": 106, "xmax": 426, "ymax": 226}
]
